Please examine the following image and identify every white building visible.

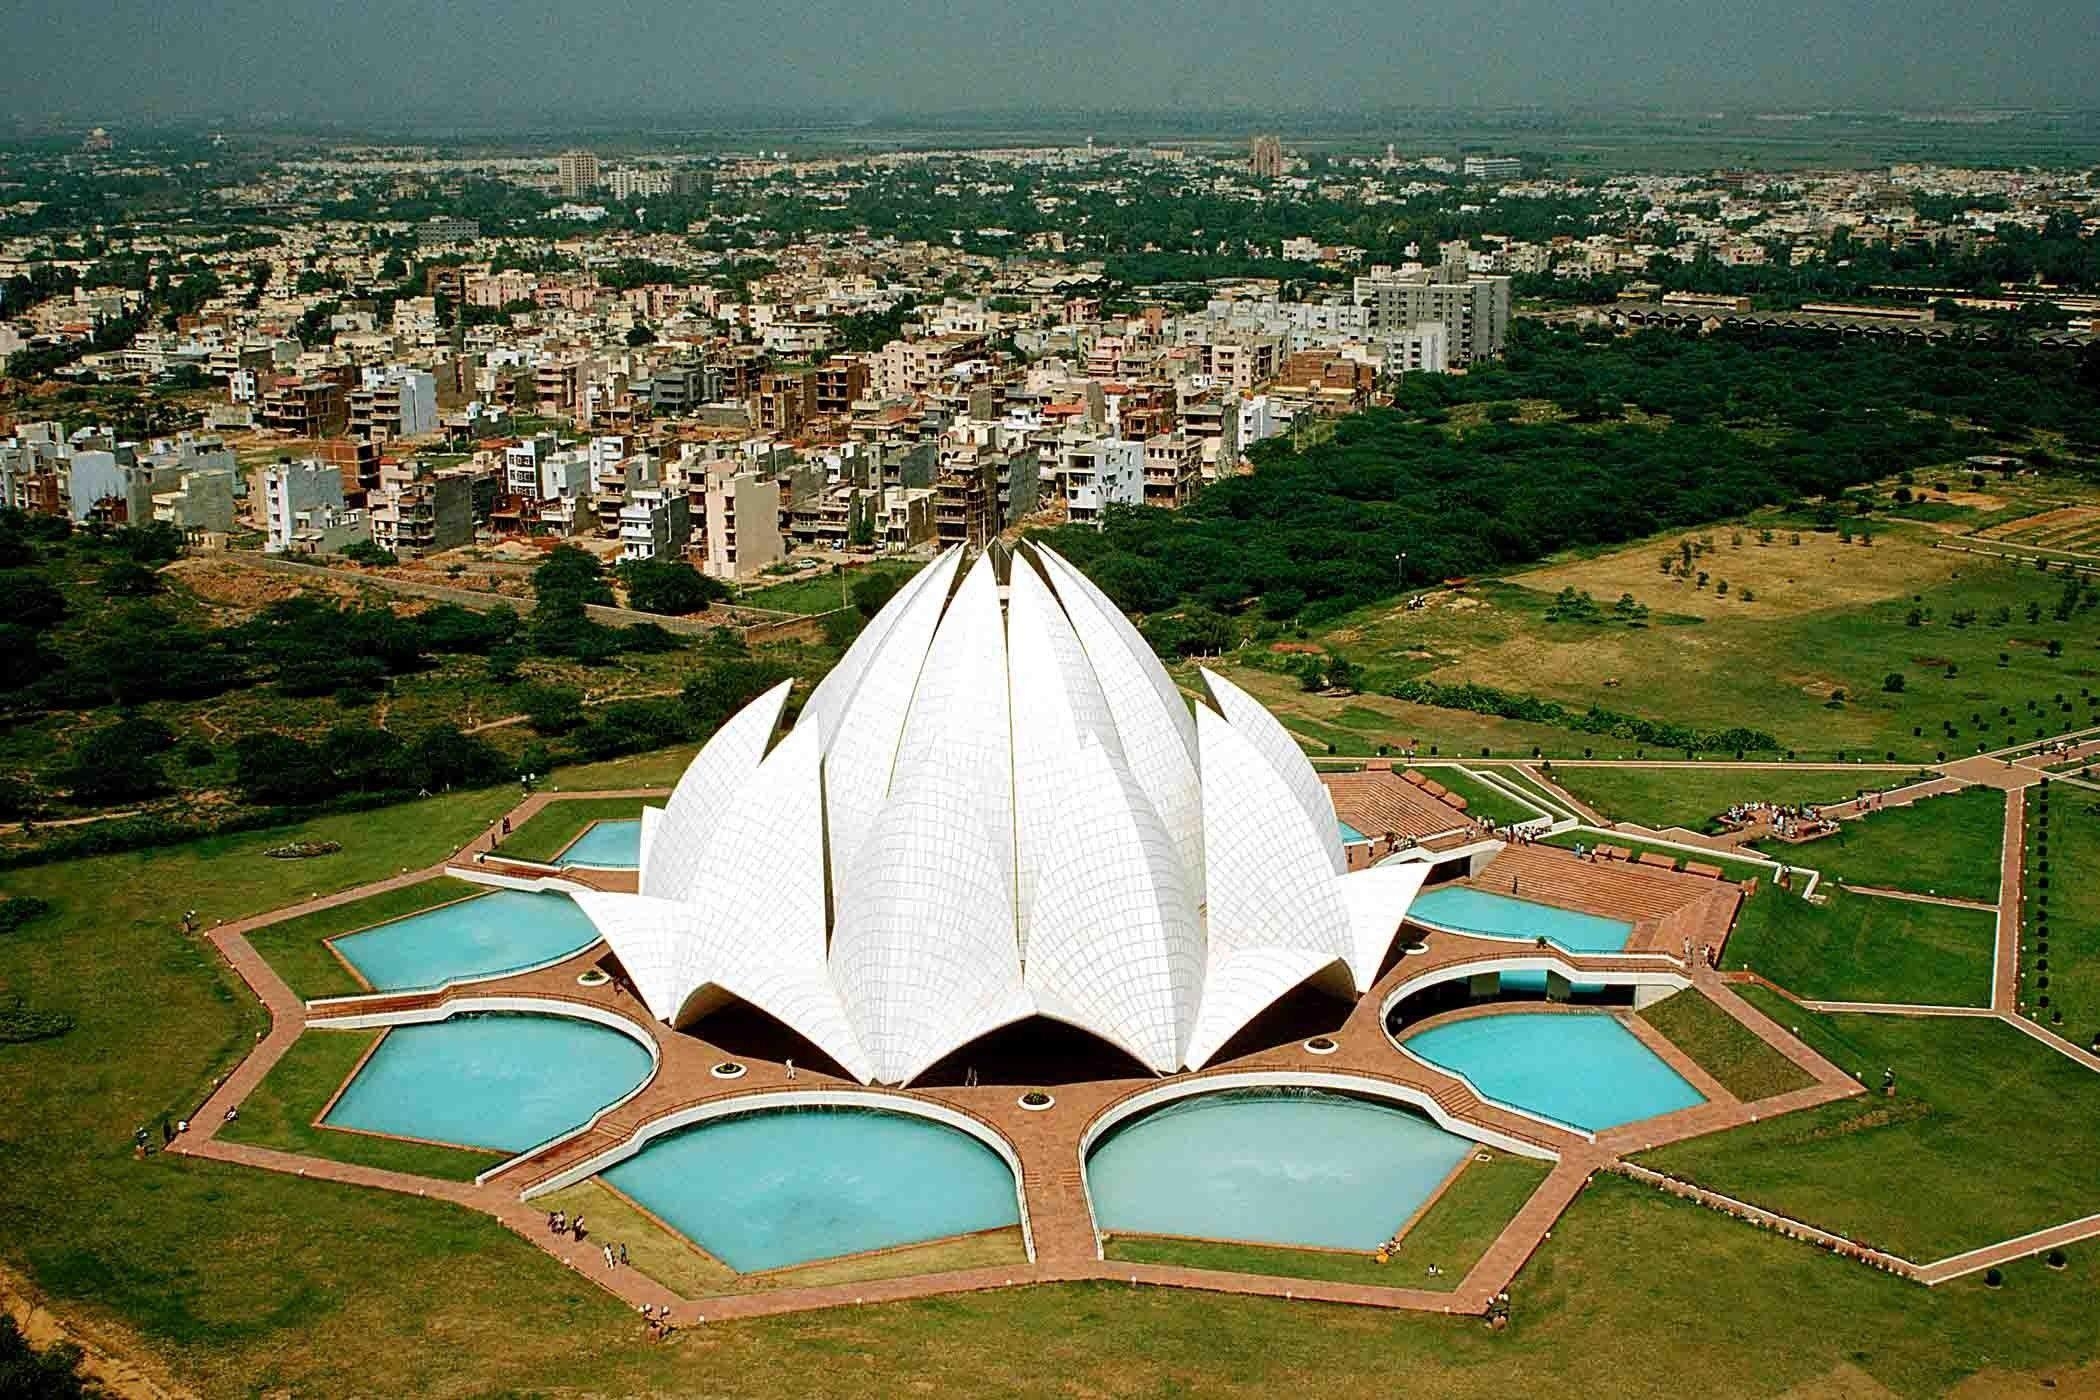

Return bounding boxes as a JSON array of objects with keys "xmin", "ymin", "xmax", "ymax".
[
  {"xmin": 570, "ymin": 544, "xmax": 1430, "ymax": 1085},
  {"xmin": 1059, "ymin": 437, "xmax": 1144, "ymax": 527},
  {"xmin": 261, "ymin": 459, "xmax": 348, "ymax": 554}
]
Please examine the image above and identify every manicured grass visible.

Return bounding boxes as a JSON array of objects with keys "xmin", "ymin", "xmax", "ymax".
[
  {"xmin": 1546, "ymin": 765, "xmax": 1910, "ymax": 830},
  {"xmin": 531, "ymin": 1183, "xmax": 1026, "ymax": 1299},
  {"xmin": 1105, "ymin": 1149, "xmax": 1552, "ymax": 1291},
  {"xmin": 1793, "ymin": 786, "xmax": 2006, "ymax": 901},
  {"xmin": 1638, "ymin": 989, "xmax": 1815, "ymax": 1101},
  {"xmin": 747, "ymin": 1228, "xmax": 1027, "ymax": 1292},
  {"xmin": 8, "ymin": 782, "xmax": 2100, "ymax": 1394},
  {"xmin": 1724, "ymin": 887, "xmax": 1996, "ymax": 1007},
  {"xmin": 2027, "ymin": 785, "xmax": 2100, "ymax": 1049},
  {"xmin": 537, "ymin": 1181, "xmax": 737, "ymax": 1296},
  {"xmin": 737, "ymin": 559, "xmax": 922, "ymax": 614},
  {"xmin": 1639, "ymin": 996, "xmax": 2100, "ymax": 1260},
  {"xmin": 1413, "ymin": 765, "xmax": 1547, "ymax": 826},
  {"xmin": 1539, "ymin": 830, "xmax": 1772, "ymax": 884},
  {"xmin": 243, "ymin": 877, "xmax": 484, "ymax": 1001},
  {"xmin": 219, "ymin": 1029, "xmax": 504, "ymax": 1181},
  {"xmin": 501, "ymin": 798, "xmax": 648, "ymax": 863}
]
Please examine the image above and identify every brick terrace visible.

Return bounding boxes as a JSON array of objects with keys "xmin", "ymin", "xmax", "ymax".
[{"xmin": 169, "ymin": 799, "xmax": 1878, "ymax": 1323}]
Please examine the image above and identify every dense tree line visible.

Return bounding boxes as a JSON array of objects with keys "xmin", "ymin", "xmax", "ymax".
[{"xmin": 1036, "ymin": 325, "xmax": 2099, "ymax": 630}]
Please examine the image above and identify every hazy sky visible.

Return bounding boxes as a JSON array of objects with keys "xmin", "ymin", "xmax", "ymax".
[{"xmin": 8, "ymin": 0, "xmax": 2098, "ymax": 125}]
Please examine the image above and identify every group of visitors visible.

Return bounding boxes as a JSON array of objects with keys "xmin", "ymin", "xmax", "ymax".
[
  {"xmin": 1721, "ymin": 800, "xmax": 1833, "ymax": 842},
  {"xmin": 547, "ymin": 1209, "xmax": 585, "ymax": 1240},
  {"xmin": 638, "ymin": 1303, "xmax": 676, "ymax": 1341}
]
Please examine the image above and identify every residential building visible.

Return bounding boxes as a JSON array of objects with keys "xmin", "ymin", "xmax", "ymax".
[
  {"xmin": 1351, "ymin": 266, "xmax": 1512, "ymax": 364},
  {"xmin": 1142, "ymin": 433, "xmax": 1202, "ymax": 510},
  {"xmin": 556, "ymin": 150, "xmax": 601, "ymax": 199},
  {"xmin": 369, "ymin": 471, "xmax": 474, "ymax": 558},
  {"xmin": 261, "ymin": 458, "xmax": 349, "ymax": 554},
  {"xmin": 702, "ymin": 467, "xmax": 784, "ymax": 580},
  {"xmin": 1462, "ymin": 155, "xmax": 1524, "ymax": 181},
  {"xmin": 260, "ymin": 377, "xmax": 348, "ymax": 436},
  {"xmin": 1250, "ymin": 133, "xmax": 1284, "ymax": 179},
  {"xmin": 934, "ymin": 459, "xmax": 999, "ymax": 549},
  {"xmin": 348, "ymin": 366, "xmax": 438, "ymax": 442},
  {"xmin": 1059, "ymin": 437, "xmax": 1144, "ymax": 527},
  {"xmin": 618, "ymin": 486, "xmax": 693, "ymax": 562}
]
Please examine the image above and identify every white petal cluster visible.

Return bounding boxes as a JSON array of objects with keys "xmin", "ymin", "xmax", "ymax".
[{"xmin": 572, "ymin": 543, "xmax": 1427, "ymax": 1085}]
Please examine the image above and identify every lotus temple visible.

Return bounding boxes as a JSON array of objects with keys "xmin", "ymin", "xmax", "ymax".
[{"xmin": 183, "ymin": 542, "xmax": 1869, "ymax": 1318}]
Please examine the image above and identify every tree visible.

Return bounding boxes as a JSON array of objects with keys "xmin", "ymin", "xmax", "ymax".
[
  {"xmin": 850, "ymin": 571, "xmax": 903, "ymax": 618},
  {"xmin": 1884, "ymin": 672, "xmax": 1906, "ymax": 692},
  {"xmin": 518, "ymin": 683, "xmax": 585, "ymax": 734},
  {"xmin": 681, "ymin": 657, "xmax": 792, "ymax": 734},
  {"xmin": 533, "ymin": 545, "xmax": 613, "ymax": 609},
  {"xmin": 99, "ymin": 559, "xmax": 162, "ymax": 597},
  {"xmin": 339, "ymin": 539, "xmax": 398, "ymax": 567},
  {"xmin": 61, "ymin": 715, "xmax": 175, "ymax": 802},
  {"xmin": 0, "ymin": 573, "xmax": 66, "ymax": 629},
  {"xmin": 626, "ymin": 323, "xmax": 657, "ymax": 347},
  {"xmin": 618, "ymin": 558, "xmax": 726, "ymax": 616},
  {"xmin": 0, "ymin": 1313, "xmax": 98, "ymax": 1400},
  {"xmin": 409, "ymin": 726, "xmax": 508, "ymax": 790}
]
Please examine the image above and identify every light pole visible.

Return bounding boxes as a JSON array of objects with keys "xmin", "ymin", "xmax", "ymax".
[{"xmin": 1395, "ymin": 552, "xmax": 1407, "ymax": 593}]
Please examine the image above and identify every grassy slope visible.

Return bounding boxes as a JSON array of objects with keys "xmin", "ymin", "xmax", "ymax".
[
  {"xmin": 219, "ymin": 1028, "xmax": 504, "ymax": 1181},
  {"xmin": 0, "ymin": 787, "xmax": 2094, "ymax": 1391},
  {"xmin": 501, "ymin": 797, "xmax": 648, "ymax": 863},
  {"xmin": 1414, "ymin": 766, "xmax": 1545, "ymax": 826},
  {"xmin": 736, "ymin": 559, "xmax": 922, "ymax": 614},
  {"xmin": 1294, "ymin": 523, "xmax": 2100, "ymax": 763},
  {"xmin": 1638, "ymin": 990, "xmax": 1814, "ymax": 1101},
  {"xmin": 1639, "ymin": 992, "xmax": 2100, "ymax": 1260},
  {"xmin": 1793, "ymin": 786, "xmax": 2006, "ymax": 901},
  {"xmin": 1546, "ymin": 765, "xmax": 1903, "ymax": 830},
  {"xmin": 2029, "ymin": 786, "xmax": 2100, "ymax": 1049},
  {"xmin": 1723, "ymin": 887, "xmax": 1997, "ymax": 1007},
  {"xmin": 242, "ymin": 877, "xmax": 484, "ymax": 1001},
  {"xmin": 1106, "ymin": 1150, "xmax": 1551, "ymax": 1291}
]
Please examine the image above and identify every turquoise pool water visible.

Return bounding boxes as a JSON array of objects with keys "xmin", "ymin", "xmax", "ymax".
[
  {"xmin": 324, "ymin": 1013, "xmax": 652, "ymax": 1154},
  {"xmin": 603, "ymin": 1108, "xmax": 1020, "ymax": 1272},
  {"xmin": 1086, "ymin": 1089, "xmax": 1474, "ymax": 1251},
  {"xmin": 1338, "ymin": 819, "xmax": 1369, "ymax": 843},
  {"xmin": 1409, "ymin": 885, "xmax": 1634, "ymax": 953},
  {"xmin": 1403, "ymin": 1012, "xmax": 1703, "ymax": 1132},
  {"xmin": 560, "ymin": 818, "xmax": 641, "ymax": 868},
  {"xmin": 332, "ymin": 889, "xmax": 602, "ymax": 991}
]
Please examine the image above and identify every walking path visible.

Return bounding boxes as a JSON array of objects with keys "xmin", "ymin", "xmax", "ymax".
[
  {"xmin": 167, "ymin": 772, "xmax": 2100, "ymax": 1324},
  {"xmin": 1994, "ymin": 786, "xmax": 2024, "ymax": 1014},
  {"xmin": 1843, "ymin": 885, "xmax": 1997, "ymax": 913}
]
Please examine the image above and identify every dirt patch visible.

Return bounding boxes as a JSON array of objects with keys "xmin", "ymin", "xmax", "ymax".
[
  {"xmin": 166, "ymin": 556, "xmax": 358, "ymax": 617},
  {"xmin": 0, "ymin": 1259, "xmax": 192, "ymax": 1399}
]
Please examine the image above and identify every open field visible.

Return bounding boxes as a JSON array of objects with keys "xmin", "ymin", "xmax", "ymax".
[
  {"xmin": 501, "ymin": 796, "xmax": 647, "ymax": 863},
  {"xmin": 243, "ymin": 876, "xmax": 483, "ymax": 1001},
  {"xmin": 2028, "ymin": 784, "xmax": 2100, "ymax": 1050},
  {"xmin": 735, "ymin": 558, "xmax": 923, "ymax": 615},
  {"xmin": 4, "ymin": 788, "xmax": 2100, "ymax": 1393},
  {"xmin": 1791, "ymin": 787, "xmax": 2007, "ymax": 902},
  {"xmin": 1638, "ymin": 989, "xmax": 1815, "ymax": 1101},
  {"xmin": 1724, "ymin": 887, "xmax": 1997, "ymax": 1007},
  {"xmin": 1640, "ymin": 992, "xmax": 2100, "ymax": 1260},
  {"xmin": 1104, "ymin": 1149, "xmax": 1552, "ymax": 1291},
  {"xmin": 1545, "ymin": 764, "xmax": 1907, "ymax": 829},
  {"xmin": 1412, "ymin": 765, "xmax": 1546, "ymax": 825},
  {"xmin": 219, "ymin": 1028, "xmax": 504, "ymax": 1180},
  {"xmin": 1257, "ymin": 511, "xmax": 2100, "ymax": 763}
]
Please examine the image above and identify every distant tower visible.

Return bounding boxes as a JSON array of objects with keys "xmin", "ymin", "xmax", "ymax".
[
  {"xmin": 1250, "ymin": 133, "xmax": 1283, "ymax": 179},
  {"xmin": 555, "ymin": 149, "xmax": 600, "ymax": 200},
  {"xmin": 82, "ymin": 126, "xmax": 113, "ymax": 153}
]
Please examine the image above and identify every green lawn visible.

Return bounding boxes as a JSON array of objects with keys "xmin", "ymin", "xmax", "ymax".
[
  {"xmin": 1638, "ymin": 989, "xmax": 1815, "ymax": 1101},
  {"xmin": 7, "ymin": 782, "xmax": 2100, "ymax": 1394},
  {"xmin": 1545, "ymin": 765, "xmax": 1910, "ymax": 830},
  {"xmin": 1640, "ymin": 992, "xmax": 2100, "ymax": 1260},
  {"xmin": 501, "ymin": 797, "xmax": 648, "ymax": 863},
  {"xmin": 1413, "ymin": 765, "xmax": 1548, "ymax": 826},
  {"xmin": 1788, "ymin": 786, "xmax": 2006, "ymax": 901},
  {"xmin": 737, "ymin": 559, "xmax": 923, "ymax": 614},
  {"xmin": 1538, "ymin": 830, "xmax": 1772, "ymax": 884},
  {"xmin": 2027, "ymin": 784, "xmax": 2100, "ymax": 1050},
  {"xmin": 219, "ymin": 1028, "xmax": 504, "ymax": 1181},
  {"xmin": 243, "ymin": 877, "xmax": 485, "ymax": 1001},
  {"xmin": 1105, "ymin": 1149, "xmax": 1552, "ymax": 1291},
  {"xmin": 1724, "ymin": 887, "xmax": 1996, "ymax": 1007}
]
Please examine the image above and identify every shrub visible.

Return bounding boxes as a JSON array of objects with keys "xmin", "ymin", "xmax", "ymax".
[{"xmin": 0, "ymin": 895, "xmax": 53, "ymax": 933}]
